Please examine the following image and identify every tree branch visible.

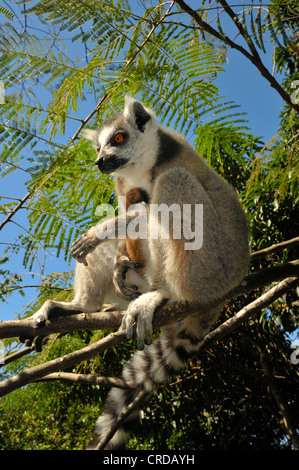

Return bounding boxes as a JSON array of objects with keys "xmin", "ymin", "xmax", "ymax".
[
  {"xmin": 196, "ymin": 276, "xmax": 299, "ymax": 354},
  {"xmin": 255, "ymin": 321, "xmax": 299, "ymax": 450},
  {"xmin": 0, "ymin": 192, "xmax": 31, "ymax": 232},
  {"xmin": 34, "ymin": 372, "xmax": 138, "ymax": 390},
  {"xmin": 1, "ymin": 260, "xmax": 298, "ymax": 341},
  {"xmin": 0, "ymin": 330, "xmax": 126, "ymax": 398},
  {"xmin": 250, "ymin": 236, "xmax": 299, "ymax": 261},
  {"xmin": 0, "ymin": 344, "xmax": 35, "ymax": 366},
  {"xmin": 218, "ymin": 0, "xmax": 262, "ymax": 59},
  {"xmin": 0, "ymin": 276, "xmax": 298, "ymax": 399},
  {"xmin": 174, "ymin": 0, "xmax": 299, "ymax": 112}
]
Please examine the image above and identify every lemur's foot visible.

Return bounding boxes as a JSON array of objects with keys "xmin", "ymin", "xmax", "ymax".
[
  {"xmin": 113, "ymin": 259, "xmax": 141, "ymax": 301},
  {"xmin": 119, "ymin": 291, "xmax": 166, "ymax": 350},
  {"xmin": 31, "ymin": 308, "xmax": 49, "ymax": 328}
]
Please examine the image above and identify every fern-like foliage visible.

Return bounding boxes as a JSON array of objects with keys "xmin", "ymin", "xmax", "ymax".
[
  {"xmin": 198, "ymin": 0, "xmax": 298, "ymax": 53},
  {"xmin": 0, "ymin": 6, "xmax": 14, "ymax": 20},
  {"xmin": 0, "ymin": 0, "xmax": 266, "ymax": 297}
]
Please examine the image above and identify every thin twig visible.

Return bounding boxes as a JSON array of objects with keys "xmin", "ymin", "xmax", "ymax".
[
  {"xmin": 0, "ymin": 192, "xmax": 31, "ymax": 232},
  {"xmin": 255, "ymin": 320, "xmax": 299, "ymax": 450},
  {"xmin": 125, "ymin": 2, "xmax": 175, "ymax": 69},
  {"xmin": 250, "ymin": 236, "xmax": 299, "ymax": 260},
  {"xmin": 0, "ymin": 93, "xmax": 110, "ymax": 233},
  {"xmin": 174, "ymin": 0, "xmax": 299, "ymax": 112},
  {"xmin": 34, "ymin": 372, "xmax": 138, "ymax": 390}
]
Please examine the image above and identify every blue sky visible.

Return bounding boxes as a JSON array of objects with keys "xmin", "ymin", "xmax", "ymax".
[
  {"xmin": 218, "ymin": 47, "xmax": 282, "ymax": 142},
  {"xmin": 0, "ymin": 1, "xmax": 287, "ymax": 322}
]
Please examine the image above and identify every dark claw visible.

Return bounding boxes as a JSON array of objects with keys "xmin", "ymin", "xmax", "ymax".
[
  {"xmin": 32, "ymin": 312, "xmax": 49, "ymax": 329},
  {"xmin": 114, "ymin": 278, "xmax": 141, "ymax": 301},
  {"xmin": 34, "ymin": 336, "xmax": 44, "ymax": 352}
]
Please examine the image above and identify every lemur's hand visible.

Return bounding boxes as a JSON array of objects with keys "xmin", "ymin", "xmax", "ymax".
[
  {"xmin": 119, "ymin": 291, "xmax": 166, "ymax": 350},
  {"xmin": 113, "ymin": 258, "xmax": 141, "ymax": 301},
  {"xmin": 71, "ymin": 227, "xmax": 98, "ymax": 265}
]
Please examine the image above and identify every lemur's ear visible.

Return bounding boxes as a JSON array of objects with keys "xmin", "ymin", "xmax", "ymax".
[
  {"xmin": 124, "ymin": 96, "xmax": 155, "ymax": 132},
  {"xmin": 82, "ymin": 128, "xmax": 98, "ymax": 143}
]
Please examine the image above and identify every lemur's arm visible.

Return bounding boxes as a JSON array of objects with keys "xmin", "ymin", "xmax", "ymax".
[
  {"xmin": 71, "ymin": 188, "xmax": 148, "ymax": 303},
  {"xmin": 71, "ymin": 198, "xmax": 147, "ymax": 265},
  {"xmin": 71, "ymin": 212, "xmax": 133, "ymax": 265}
]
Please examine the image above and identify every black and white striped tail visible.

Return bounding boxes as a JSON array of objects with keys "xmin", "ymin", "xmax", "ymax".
[{"xmin": 88, "ymin": 312, "xmax": 216, "ymax": 450}]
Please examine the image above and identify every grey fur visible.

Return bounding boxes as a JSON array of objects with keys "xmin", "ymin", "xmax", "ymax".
[{"xmin": 32, "ymin": 96, "xmax": 250, "ymax": 448}]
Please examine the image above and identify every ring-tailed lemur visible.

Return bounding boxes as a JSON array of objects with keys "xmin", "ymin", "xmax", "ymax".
[{"xmin": 32, "ymin": 97, "xmax": 249, "ymax": 449}]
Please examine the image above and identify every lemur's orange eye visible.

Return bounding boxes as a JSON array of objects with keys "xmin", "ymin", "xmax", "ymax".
[{"xmin": 114, "ymin": 133, "xmax": 124, "ymax": 144}]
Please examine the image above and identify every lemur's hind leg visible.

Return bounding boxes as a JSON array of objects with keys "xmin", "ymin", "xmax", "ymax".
[
  {"xmin": 31, "ymin": 297, "xmax": 92, "ymax": 328},
  {"xmin": 31, "ymin": 243, "xmax": 118, "ymax": 328}
]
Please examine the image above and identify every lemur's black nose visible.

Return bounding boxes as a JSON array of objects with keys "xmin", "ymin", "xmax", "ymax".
[
  {"xmin": 95, "ymin": 155, "xmax": 127, "ymax": 174},
  {"xmin": 95, "ymin": 156, "xmax": 104, "ymax": 169},
  {"xmin": 95, "ymin": 157, "xmax": 103, "ymax": 166}
]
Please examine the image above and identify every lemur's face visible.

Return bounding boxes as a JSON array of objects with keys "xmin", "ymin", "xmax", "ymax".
[
  {"xmin": 93, "ymin": 118, "xmax": 140, "ymax": 175},
  {"xmin": 93, "ymin": 124, "xmax": 132, "ymax": 174},
  {"xmin": 83, "ymin": 98, "xmax": 159, "ymax": 177}
]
